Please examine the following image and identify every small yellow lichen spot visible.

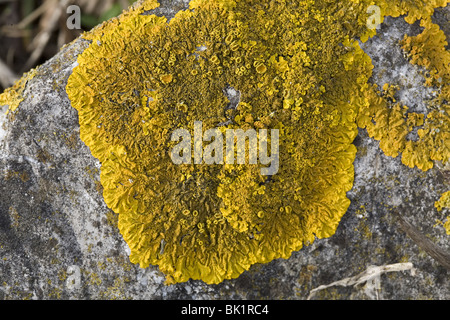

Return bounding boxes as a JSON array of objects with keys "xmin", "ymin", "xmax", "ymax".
[
  {"xmin": 435, "ymin": 191, "xmax": 450, "ymax": 212},
  {"xmin": 358, "ymin": 1, "xmax": 450, "ymax": 171},
  {"xmin": 160, "ymin": 74, "xmax": 173, "ymax": 84},
  {"xmin": 65, "ymin": 0, "xmax": 450, "ymax": 285},
  {"xmin": 0, "ymin": 68, "xmax": 37, "ymax": 114}
]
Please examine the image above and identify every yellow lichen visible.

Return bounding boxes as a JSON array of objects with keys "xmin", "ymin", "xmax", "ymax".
[
  {"xmin": 356, "ymin": 1, "xmax": 450, "ymax": 171},
  {"xmin": 59, "ymin": 0, "xmax": 448, "ymax": 285},
  {"xmin": 435, "ymin": 191, "xmax": 450, "ymax": 235},
  {"xmin": 0, "ymin": 68, "xmax": 37, "ymax": 115},
  {"xmin": 444, "ymin": 220, "xmax": 450, "ymax": 236}
]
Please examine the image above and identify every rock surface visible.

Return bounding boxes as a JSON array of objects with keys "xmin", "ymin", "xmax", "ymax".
[{"xmin": 0, "ymin": 1, "xmax": 449, "ymax": 300}]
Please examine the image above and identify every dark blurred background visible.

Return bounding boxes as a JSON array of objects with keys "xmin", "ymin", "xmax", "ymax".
[{"xmin": 0, "ymin": 0, "xmax": 135, "ymax": 92}]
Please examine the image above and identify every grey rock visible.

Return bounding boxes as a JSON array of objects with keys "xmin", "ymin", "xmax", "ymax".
[{"xmin": 0, "ymin": 1, "xmax": 449, "ymax": 300}]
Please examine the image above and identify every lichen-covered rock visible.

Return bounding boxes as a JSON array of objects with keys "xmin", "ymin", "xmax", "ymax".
[
  {"xmin": 67, "ymin": 0, "xmax": 365, "ymax": 285},
  {"xmin": 0, "ymin": 0, "xmax": 449, "ymax": 299}
]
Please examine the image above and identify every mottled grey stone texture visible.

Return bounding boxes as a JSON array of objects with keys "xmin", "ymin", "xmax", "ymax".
[{"xmin": 0, "ymin": 1, "xmax": 449, "ymax": 300}]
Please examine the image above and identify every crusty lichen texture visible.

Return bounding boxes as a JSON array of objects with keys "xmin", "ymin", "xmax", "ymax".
[
  {"xmin": 65, "ymin": 0, "xmax": 450, "ymax": 284},
  {"xmin": 435, "ymin": 191, "xmax": 450, "ymax": 235},
  {"xmin": 0, "ymin": 69, "xmax": 36, "ymax": 115}
]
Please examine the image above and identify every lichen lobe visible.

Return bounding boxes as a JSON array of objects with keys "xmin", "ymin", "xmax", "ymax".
[{"xmin": 65, "ymin": 0, "xmax": 450, "ymax": 284}]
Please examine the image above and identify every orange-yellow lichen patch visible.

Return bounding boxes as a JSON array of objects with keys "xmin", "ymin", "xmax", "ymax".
[
  {"xmin": 435, "ymin": 191, "xmax": 450, "ymax": 235},
  {"xmin": 435, "ymin": 191, "xmax": 450, "ymax": 212},
  {"xmin": 0, "ymin": 69, "xmax": 37, "ymax": 115},
  {"xmin": 160, "ymin": 74, "xmax": 173, "ymax": 84},
  {"xmin": 63, "ymin": 0, "xmax": 449, "ymax": 284},
  {"xmin": 444, "ymin": 220, "xmax": 450, "ymax": 236}
]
